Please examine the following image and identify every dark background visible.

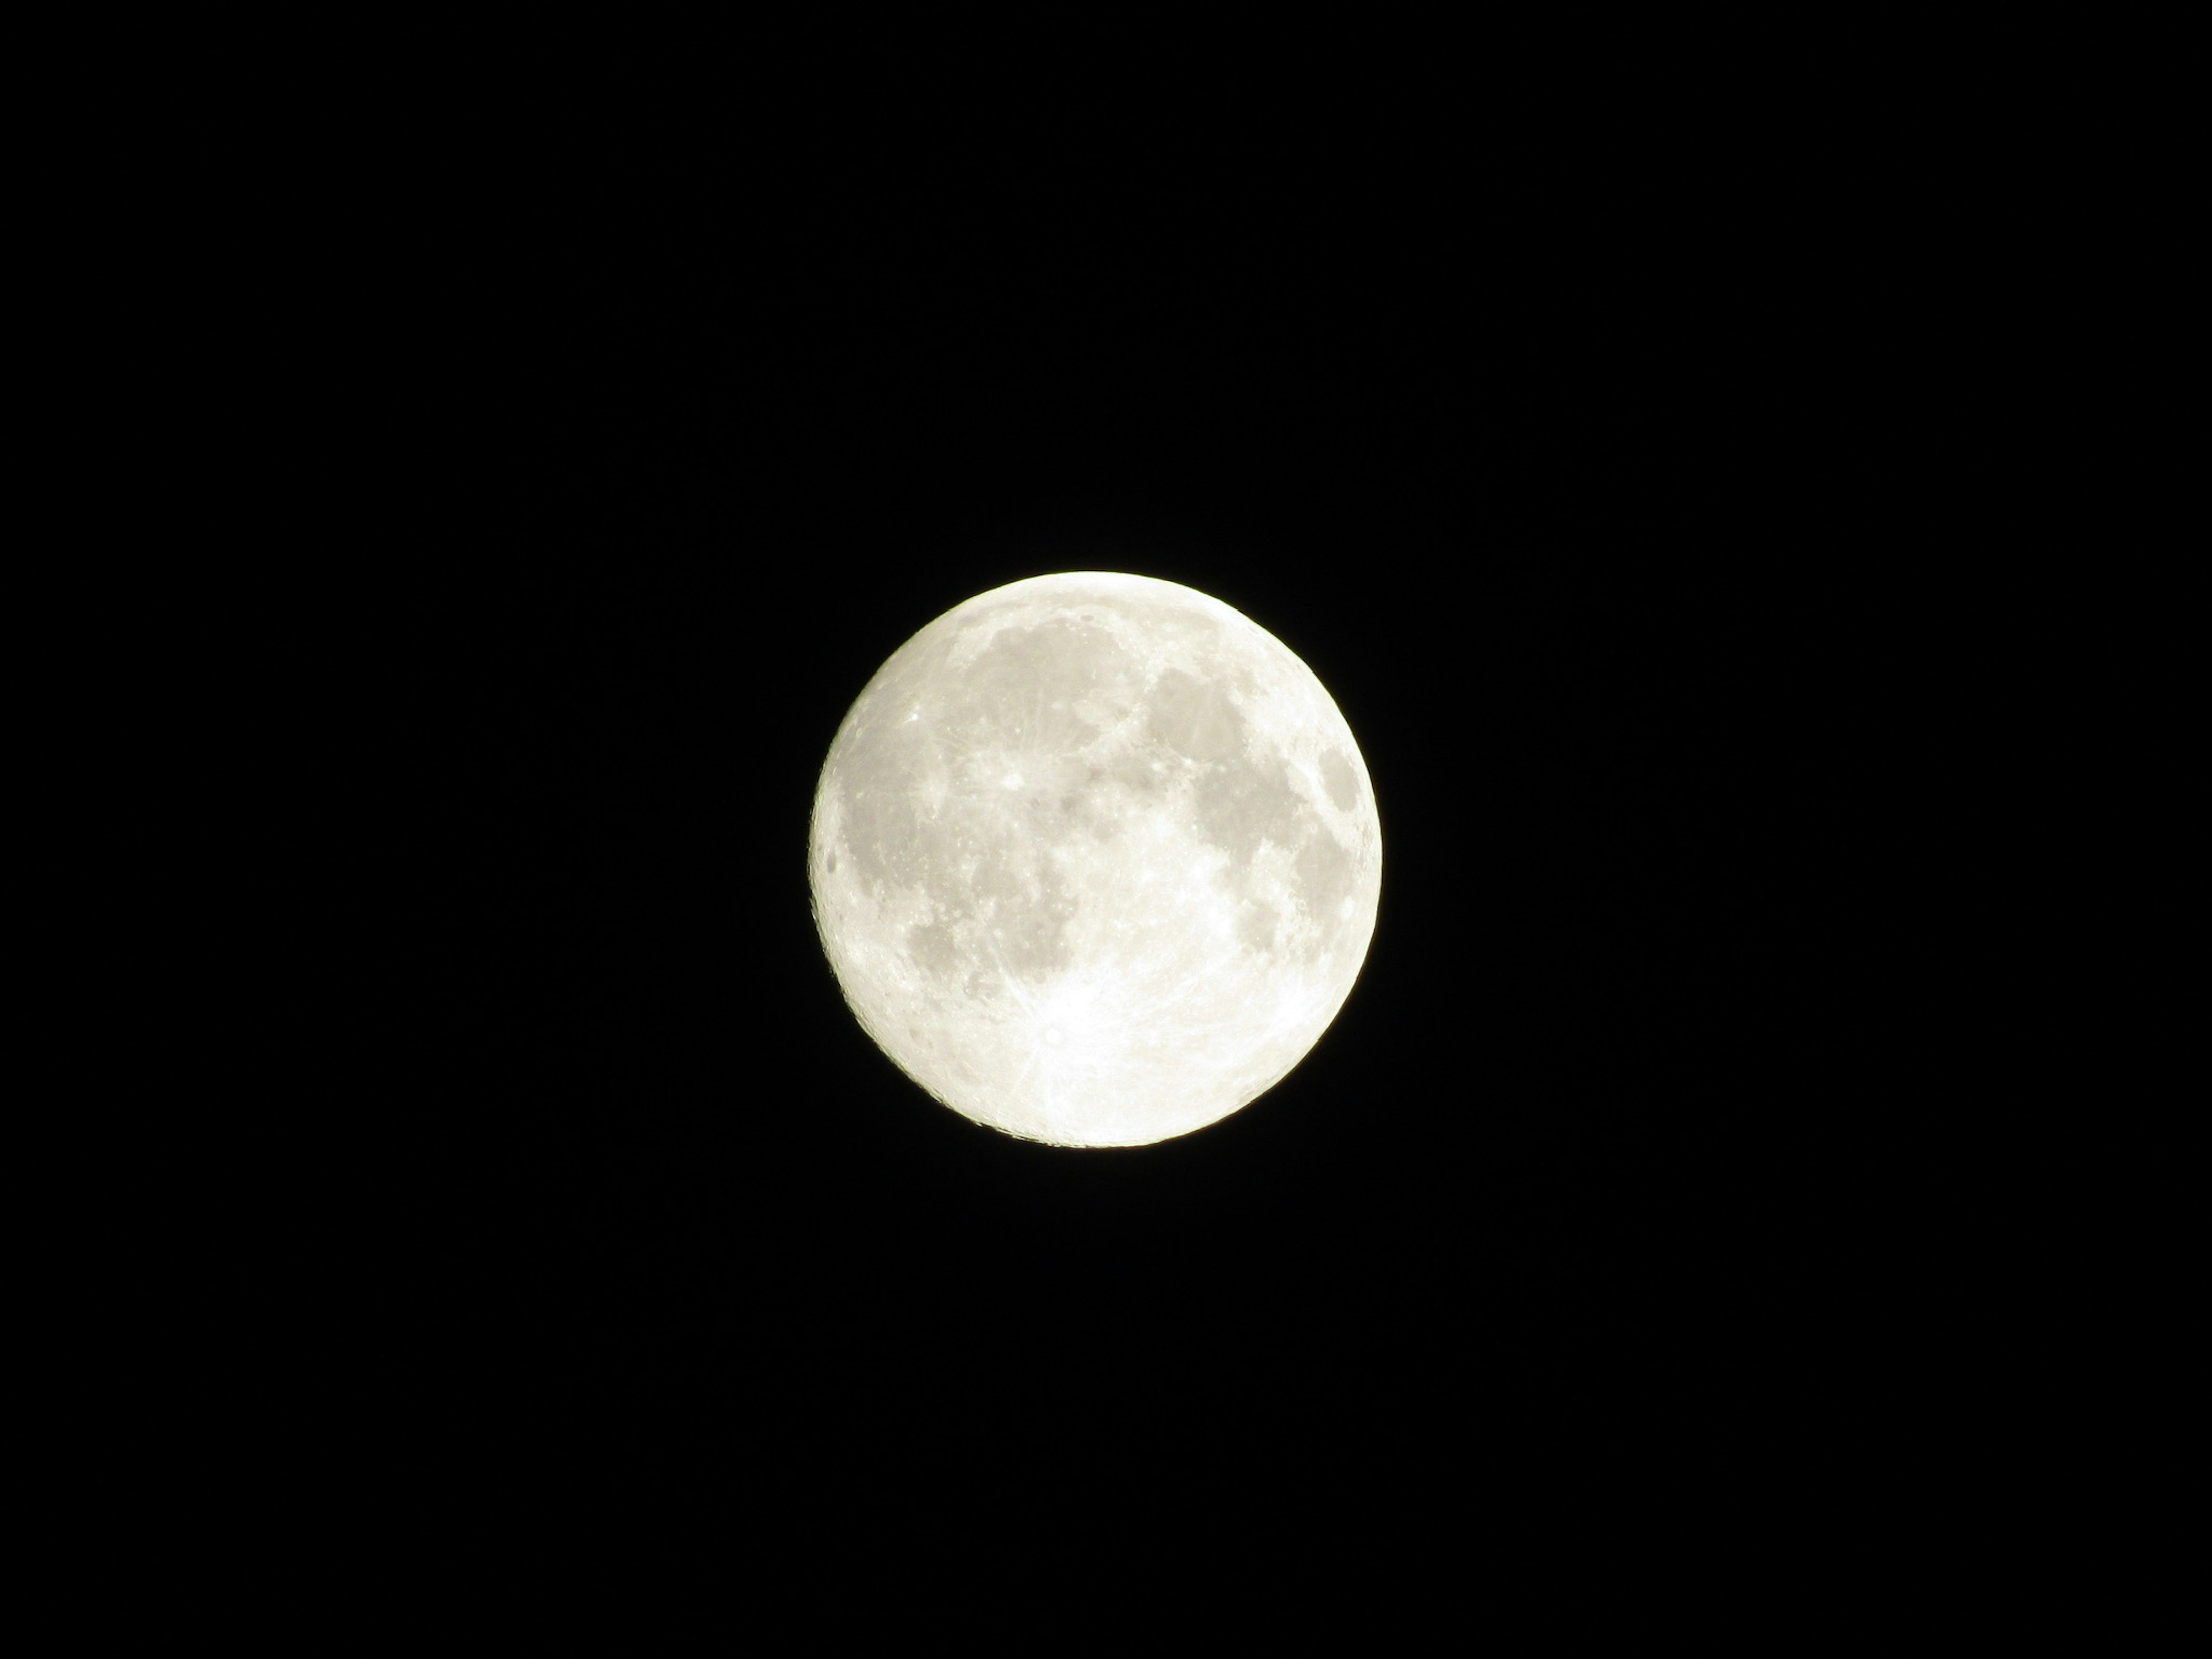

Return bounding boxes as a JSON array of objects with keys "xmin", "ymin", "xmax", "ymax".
[{"xmin": 377, "ymin": 112, "xmax": 1944, "ymax": 1540}]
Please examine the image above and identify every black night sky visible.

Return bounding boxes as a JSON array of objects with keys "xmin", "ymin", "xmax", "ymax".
[{"xmin": 382, "ymin": 111, "xmax": 1928, "ymax": 1546}]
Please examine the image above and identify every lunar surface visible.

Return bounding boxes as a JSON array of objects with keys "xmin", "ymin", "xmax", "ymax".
[{"xmin": 809, "ymin": 572, "xmax": 1380, "ymax": 1147}]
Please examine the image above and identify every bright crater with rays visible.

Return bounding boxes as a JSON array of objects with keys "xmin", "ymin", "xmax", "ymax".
[{"xmin": 809, "ymin": 572, "xmax": 1380, "ymax": 1147}]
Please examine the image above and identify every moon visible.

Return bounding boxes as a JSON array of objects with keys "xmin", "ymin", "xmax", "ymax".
[{"xmin": 808, "ymin": 572, "xmax": 1380, "ymax": 1147}]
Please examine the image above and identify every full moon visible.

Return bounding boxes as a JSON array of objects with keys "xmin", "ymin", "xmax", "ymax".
[{"xmin": 809, "ymin": 572, "xmax": 1381, "ymax": 1147}]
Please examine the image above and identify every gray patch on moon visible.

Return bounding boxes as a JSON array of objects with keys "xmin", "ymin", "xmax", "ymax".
[
  {"xmin": 1107, "ymin": 748, "xmax": 1168, "ymax": 798},
  {"xmin": 1294, "ymin": 828, "xmax": 1355, "ymax": 950},
  {"xmin": 908, "ymin": 917, "xmax": 961, "ymax": 979},
  {"xmin": 942, "ymin": 618, "xmax": 1132, "ymax": 754},
  {"xmin": 1319, "ymin": 747, "xmax": 1359, "ymax": 812},
  {"xmin": 1237, "ymin": 902, "xmax": 1278, "ymax": 953},
  {"xmin": 841, "ymin": 786, "xmax": 915, "ymax": 888},
  {"xmin": 1192, "ymin": 753, "xmax": 1309, "ymax": 865},
  {"xmin": 1147, "ymin": 667, "xmax": 1246, "ymax": 764}
]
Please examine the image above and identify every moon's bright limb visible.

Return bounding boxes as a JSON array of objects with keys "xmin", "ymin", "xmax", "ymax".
[{"xmin": 809, "ymin": 573, "xmax": 1380, "ymax": 1147}]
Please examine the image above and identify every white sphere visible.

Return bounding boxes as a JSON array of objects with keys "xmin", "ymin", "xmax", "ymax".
[{"xmin": 809, "ymin": 573, "xmax": 1380, "ymax": 1147}]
